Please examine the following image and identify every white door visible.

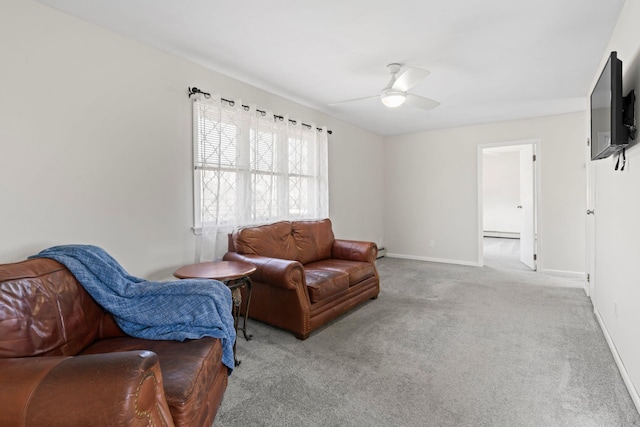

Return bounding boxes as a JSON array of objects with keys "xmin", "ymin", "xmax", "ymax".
[{"xmin": 519, "ymin": 145, "xmax": 536, "ymax": 269}]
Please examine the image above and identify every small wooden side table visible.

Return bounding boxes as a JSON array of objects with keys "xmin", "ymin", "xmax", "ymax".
[{"xmin": 174, "ymin": 260, "xmax": 257, "ymax": 366}]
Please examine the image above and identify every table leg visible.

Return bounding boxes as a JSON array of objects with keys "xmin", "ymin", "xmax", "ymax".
[
  {"xmin": 240, "ymin": 276, "xmax": 253, "ymax": 341},
  {"xmin": 228, "ymin": 276, "xmax": 253, "ymax": 366},
  {"xmin": 230, "ymin": 286, "xmax": 242, "ymax": 366}
]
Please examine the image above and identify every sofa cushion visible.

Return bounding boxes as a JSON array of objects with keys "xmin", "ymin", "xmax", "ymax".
[
  {"xmin": 233, "ymin": 221, "xmax": 299, "ymax": 261},
  {"xmin": 304, "ymin": 268, "xmax": 349, "ymax": 303},
  {"xmin": 81, "ymin": 336, "xmax": 225, "ymax": 427},
  {"xmin": 305, "ymin": 259, "xmax": 376, "ymax": 286},
  {"xmin": 291, "ymin": 219, "xmax": 334, "ymax": 264},
  {"xmin": 0, "ymin": 258, "xmax": 104, "ymax": 358}
]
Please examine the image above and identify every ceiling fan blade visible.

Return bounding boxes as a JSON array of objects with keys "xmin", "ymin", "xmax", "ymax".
[
  {"xmin": 392, "ymin": 67, "xmax": 430, "ymax": 92},
  {"xmin": 329, "ymin": 95, "xmax": 378, "ymax": 106},
  {"xmin": 405, "ymin": 94, "xmax": 440, "ymax": 110}
]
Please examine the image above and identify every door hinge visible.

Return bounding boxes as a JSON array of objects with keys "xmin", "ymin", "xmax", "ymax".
[
  {"xmin": 532, "ymin": 154, "xmax": 536, "ymax": 161},
  {"xmin": 533, "ymin": 254, "xmax": 537, "ymax": 261},
  {"xmin": 587, "ymin": 138, "xmax": 591, "ymax": 146},
  {"xmin": 587, "ymin": 273, "xmax": 590, "ymax": 283}
]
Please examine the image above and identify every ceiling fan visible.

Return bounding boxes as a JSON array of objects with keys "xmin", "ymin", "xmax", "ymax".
[{"xmin": 331, "ymin": 63, "xmax": 440, "ymax": 110}]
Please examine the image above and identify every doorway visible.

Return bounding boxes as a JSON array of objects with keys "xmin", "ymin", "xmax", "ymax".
[{"xmin": 478, "ymin": 140, "xmax": 539, "ymax": 271}]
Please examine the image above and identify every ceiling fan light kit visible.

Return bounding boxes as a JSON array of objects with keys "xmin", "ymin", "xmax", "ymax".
[{"xmin": 380, "ymin": 89, "xmax": 406, "ymax": 108}]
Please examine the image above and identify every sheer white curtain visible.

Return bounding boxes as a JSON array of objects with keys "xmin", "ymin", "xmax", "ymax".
[{"xmin": 192, "ymin": 94, "xmax": 329, "ymax": 260}]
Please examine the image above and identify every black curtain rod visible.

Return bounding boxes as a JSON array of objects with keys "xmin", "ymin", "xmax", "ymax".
[{"xmin": 188, "ymin": 87, "xmax": 332, "ymax": 135}]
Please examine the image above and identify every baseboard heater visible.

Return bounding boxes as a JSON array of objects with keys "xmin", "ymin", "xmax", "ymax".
[{"xmin": 483, "ymin": 231, "xmax": 520, "ymax": 239}]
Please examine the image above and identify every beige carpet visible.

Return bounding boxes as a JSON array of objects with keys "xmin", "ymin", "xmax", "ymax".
[{"xmin": 214, "ymin": 257, "xmax": 639, "ymax": 426}]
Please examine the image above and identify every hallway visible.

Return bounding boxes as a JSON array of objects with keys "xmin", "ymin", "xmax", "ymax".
[{"xmin": 483, "ymin": 237, "xmax": 532, "ymax": 271}]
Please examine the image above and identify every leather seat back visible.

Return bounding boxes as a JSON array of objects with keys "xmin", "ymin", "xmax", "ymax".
[
  {"xmin": 232, "ymin": 218, "xmax": 335, "ymax": 265},
  {"xmin": 0, "ymin": 258, "xmax": 105, "ymax": 357}
]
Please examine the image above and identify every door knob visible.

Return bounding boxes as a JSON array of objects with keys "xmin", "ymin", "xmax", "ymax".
[{"xmin": 586, "ymin": 209, "xmax": 595, "ymax": 215}]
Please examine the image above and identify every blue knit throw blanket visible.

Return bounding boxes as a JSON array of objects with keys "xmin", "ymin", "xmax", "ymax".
[{"xmin": 30, "ymin": 245, "xmax": 236, "ymax": 373}]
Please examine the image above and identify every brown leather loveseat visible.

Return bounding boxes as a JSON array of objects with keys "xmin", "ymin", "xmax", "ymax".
[
  {"xmin": 0, "ymin": 258, "xmax": 228, "ymax": 427},
  {"xmin": 223, "ymin": 218, "xmax": 380, "ymax": 339}
]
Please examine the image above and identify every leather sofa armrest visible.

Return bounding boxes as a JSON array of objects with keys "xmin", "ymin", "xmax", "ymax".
[
  {"xmin": 223, "ymin": 252, "xmax": 305, "ymax": 290},
  {"xmin": 0, "ymin": 351, "xmax": 174, "ymax": 427},
  {"xmin": 332, "ymin": 239, "xmax": 378, "ymax": 263}
]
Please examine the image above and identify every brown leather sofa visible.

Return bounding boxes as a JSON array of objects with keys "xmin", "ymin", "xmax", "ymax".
[
  {"xmin": 0, "ymin": 258, "xmax": 228, "ymax": 427},
  {"xmin": 223, "ymin": 218, "xmax": 379, "ymax": 339}
]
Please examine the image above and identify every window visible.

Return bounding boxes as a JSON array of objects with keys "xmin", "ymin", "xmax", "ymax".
[{"xmin": 192, "ymin": 95, "xmax": 328, "ymax": 258}]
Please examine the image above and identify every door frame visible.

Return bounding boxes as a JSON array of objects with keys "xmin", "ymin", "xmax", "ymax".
[
  {"xmin": 585, "ymin": 138, "xmax": 596, "ymax": 297},
  {"xmin": 477, "ymin": 138, "xmax": 541, "ymax": 269}
]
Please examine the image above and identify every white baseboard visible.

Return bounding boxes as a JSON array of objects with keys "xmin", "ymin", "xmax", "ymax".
[
  {"xmin": 539, "ymin": 269, "xmax": 586, "ymax": 280},
  {"xmin": 385, "ymin": 253, "xmax": 482, "ymax": 267},
  {"xmin": 594, "ymin": 308, "xmax": 640, "ymax": 414}
]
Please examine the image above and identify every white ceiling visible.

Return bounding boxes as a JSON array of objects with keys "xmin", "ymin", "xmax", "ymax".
[{"xmin": 36, "ymin": 0, "xmax": 624, "ymax": 136}]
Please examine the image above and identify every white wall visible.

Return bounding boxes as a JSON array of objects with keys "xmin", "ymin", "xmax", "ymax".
[
  {"xmin": 384, "ymin": 112, "xmax": 586, "ymax": 274},
  {"xmin": 588, "ymin": 0, "xmax": 640, "ymax": 409},
  {"xmin": 483, "ymin": 150, "xmax": 521, "ymax": 235},
  {"xmin": 0, "ymin": 0, "xmax": 384, "ymax": 279}
]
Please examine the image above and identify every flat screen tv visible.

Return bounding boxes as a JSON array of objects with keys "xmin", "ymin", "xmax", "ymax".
[{"xmin": 590, "ymin": 51, "xmax": 634, "ymax": 160}]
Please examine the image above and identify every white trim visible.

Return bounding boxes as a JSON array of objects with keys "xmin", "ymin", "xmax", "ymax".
[
  {"xmin": 594, "ymin": 307, "xmax": 640, "ymax": 414},
  {"xmin": 386, "ymin": 253, "xmax": 482, "ymax": 267},
  {"xmin": 477, "ymin": 138, "xmax": 541, "ymax": 270},
  {"xmin": 538, "ymin": 269, "xmax": 586, "ymax": 280},
  {"xmin": 477, "ymin": 146, "xmax": 485, "ymax": 266},
  {"xmin": 586, "ymin": 127, "xmax": 596, "ymax": 298}
]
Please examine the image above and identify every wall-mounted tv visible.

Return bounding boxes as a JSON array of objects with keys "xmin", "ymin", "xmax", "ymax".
[{"xmin": 590, "ymin": 51, "xmax": 635, "ymax": 161}]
